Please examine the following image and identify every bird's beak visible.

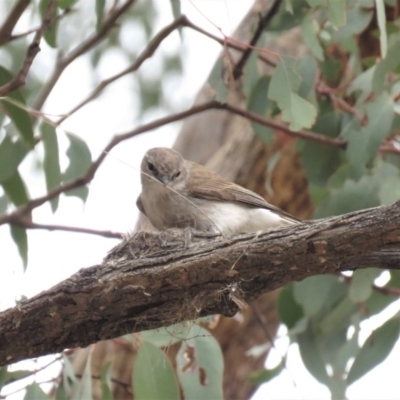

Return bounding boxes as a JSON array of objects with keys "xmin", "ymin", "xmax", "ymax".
[{"xmin": 158, "ymin": 175, "xmax": 170, "ymax": 185}]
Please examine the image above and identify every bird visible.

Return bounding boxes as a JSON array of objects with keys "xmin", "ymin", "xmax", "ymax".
[{"xmin": 137, "ymin": 147, "xmax": 300, "ymax": 235}]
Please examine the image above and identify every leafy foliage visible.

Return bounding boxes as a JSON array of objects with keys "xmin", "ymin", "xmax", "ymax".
[{"xmin": 1, "ymin": 0, "xmax": 400, "ymax": 398}]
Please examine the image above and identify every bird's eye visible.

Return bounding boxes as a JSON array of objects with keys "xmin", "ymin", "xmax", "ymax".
[
  {"xmin": 148, "ymin": 162, "xmax": 155, "ymax": 171},
  {"xmin": 174, "ymin": 171, "xmax": 181, "ymax": 179}
]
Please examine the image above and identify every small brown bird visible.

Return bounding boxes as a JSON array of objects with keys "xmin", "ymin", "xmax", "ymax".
[{"xmin": 137, "ymin": 147, "xmax": 299, "ymax": 235}]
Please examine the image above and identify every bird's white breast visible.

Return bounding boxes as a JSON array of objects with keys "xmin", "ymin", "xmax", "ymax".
[{"xmin": 206, "ymin": 202, "xmax": 293, "ymax": 235}]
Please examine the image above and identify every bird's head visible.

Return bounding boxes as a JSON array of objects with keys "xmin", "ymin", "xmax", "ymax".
[{"xmin": 141, "ymin": 147, "xmax": 185, "ymax": 186}]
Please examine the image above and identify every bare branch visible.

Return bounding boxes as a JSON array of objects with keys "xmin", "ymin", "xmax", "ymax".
[
  {"xmin": 0, "ymin": 0, "xmax": 31, "ymax": 46},
  {"xmin": 56, "ymin": 15, "xmax": 277, "ymax": 125},
  {"xmin": 0, "ymin": 101, "xmax": 217, "ymax": 227},
  {"xmin": 232, "ymin": 0, "xmax": 282, "ymax": 80},
  {"xmin": 0, "ymin": 200, "xmax": 399, "ymax": 366},
  {"xmin": 0, "ymin": 0, "xmax": 56, "ymax": 96},
  {"xmin": 2, "ymin": 99, "xmax": 399, "ymax": 229},
  {"xmin": 57, "ymin": 14, "xmax": 188, "ymax": 125},
  {"xmin": 10, "ymin": 218, "xmax": 123, "ymax": 239},
  {"xmin": 33, "ymin": 0, "xmax": 137, "ymax": 112}
]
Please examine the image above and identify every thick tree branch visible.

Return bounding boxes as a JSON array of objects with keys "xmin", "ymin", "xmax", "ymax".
[
  {"xmin": 0, "ymin": 0, "xmax": 56, "ymax": 96},
  {"xmin": 0, "ymin": 201, "xmax": 399, "ymax": 366}
]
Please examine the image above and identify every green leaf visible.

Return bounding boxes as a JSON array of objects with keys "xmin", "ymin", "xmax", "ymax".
[
  {"xmin": 133, "ymin": 341, "xmax": 180, "ymax": 400},
  {"xmin": 349, "ymin": 268, "xmax": 382, "ymax": 303},
  {"xmin": 24, "ymin": 383, "xmax": 48, "ymax": 400},
  {"xmin": 0, "ymin": 136, "xmax": 27, "ymax": 183},
  {"xmin": 63, "ymin": 132, "xmax": 91, "ymax": 202},
  {"xmin": 327, "ymin": 0, "xmax": 346, "ymax": 29},
  {"xmin": 298, "ymin": 325, "xmax": 330, "ymax": 385},
  {"xmin": 169, "ymin": 0, "xmax": 180, "ymax": 20},
  {"xmin": 10, "ymin": 225, "xmax": 28, "ymax": 270},
  {"xmin": 2, "ymin": 170, "xmax": 29, "ymax": 206},
  {"xmin": 346, "ymin": 94, "xmax": 394, "ymax": 167},
  {"xmin": 297, "ymin": 112, "xmax": 342, "ymax": 186},
  {"xmin": 72, "ymin": 352, "xmax": 92, "ymax": 400},
  {"xmin": 372, "ymin": 41, "xmax": 400, "ymax": 93},
  {"xmin": 268, "ymin": 0, "xmax": 310, "ymax": 32},
  {"xmin": 379, "ymin": 173, "xmax": 400, "ymax": 204},
  {"xmin": 247, "ymin": 363, "xmax": 283, "ymax": 385},
  {"xmin": 140, "ymin": 322, "xmax": 192, "ymax": 347},
  {"xmin": 315, "ymin": 174, "xmax": 381, "ymax": 218},
  {"xmin": 0, "ymin": 367, "xmax": 7, "ymax": 391},
  {"xmin": 0, "ymin": 66, "xmax": 34, "ymax": 148},
  {"xmin": 62, "ymin": 354, "xmax": 78, "ymax": 395},
  {"xmin": 41, "ymin": 123, "xmax": 61, "ymax": 212},
  {"xmin": 301, "ymin": 14, "xmax": 324, "ymax": 61},
  {"xmin": 319, "ymin": 297, "xmax": 358, "ymax": 335},
  {"xmin": 376, "ymin": 0, "xmax": 387, "ymax": 58},
  {"xmin": 176, "ymin": 325, "xmax": 223, "ymax": 400},
  {"xmin": 39, "ymin": 0, "xmax": 58, "ymax": 48},
  {"xmin": 100, "ymin": 362, "xmax": 113, "ymax": 400},
  {"xmin": 58, "ymin": 0, "xmax": 77, "ymax": 9},
  {"xmin": 347, "ymin": 65, "xmax": 376, "ymax": 105},
  {"xmin": 331, "ymin": 6, "xmax": 373, "ymax": 42},
  {"xmin": 347, "ymin": 317, "xmax": 400, "ymax": 384},
  {"xmin": 95, "ymin": 0, "xmax": 106, "ymax": 32},
  {"xmin": 294, "ymin": 275, "xmax": 340, "ymax": 317},
  {"xmin": 207, "ymin": 58, "xmax": 229, "ymax": 102},
  {"xmin": 278, "ymin": 284, "xmax": 304, "ymax": 329},
  {"xmin": 268, "ymin": 56, "xmax": 317, "ymax": 130},
  {"xmin": 247, "ymin": 76, "xmax": 275, "ymax": 143}
]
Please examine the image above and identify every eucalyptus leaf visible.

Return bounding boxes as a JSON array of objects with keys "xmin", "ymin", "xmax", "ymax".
[
  {"xmin": 95, "ymin": 0, "xmax": 106, "ymax": 32},
  {"xmin": 349, "ymin": 269, "xmax": 383, "ymax": 303},
  {"xmin": 347, "ymin": 317, "xmax": 400, "ymax": 384},
  {"xmin": 0, "ymin": 136, "xmax": 27, "ymax": 183},
  {"xmin": 24, "ymin": 383, "xmax": 48, "ymax": 400},
  {"xmin": 268, "ymin": 56, "xmax": 317, "ymax": 130},
  {"xmin": 133, "ymin": 341, "xmax": 180, "ymax": 400},
  {"xmin": 2, "ymin": 170, "xmax": 29, "ymax": 206},
  {"xmin": 39, "ymin": 0, "xmax": 59, "ymax": 48},
  {"xmin": 41, "ymin": 123, "xmax": 61, "ymax": 212},
  {"xmin": 278, "ymin": 284, "xmax": 304, "ymax": 329},
  {"xmin": 346, "ymin": 94, "xmax": 394, "ymax": 167},
  {"xmin": 301, "ymin": 14, "xmax": 324, "ymax": 61},
  {"xmin": 327, "ymin": 0, "xmax": 346, "ymax": 29},
  {"xmin": 247, "ymin": 76, "xmax": 274, "ymax": 143},
  {"xmin": 72, "ymin": 352, "xmax": 92, "ymax": 400},
  {"xmin": 0, "ymin": 66, "xmax": 34, "ymax": 148},
  {"xmin": 10, "ymin": 225, "xmax": 28, "ymax": 270},
  {"xmin": 176, "ymin": 325, "xmax": 223, "ymax": 400}
]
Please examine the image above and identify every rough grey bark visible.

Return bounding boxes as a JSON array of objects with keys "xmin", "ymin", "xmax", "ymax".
[{"xmin": 1, "ymin": 200, "xmax": 399, "ymax": 367}]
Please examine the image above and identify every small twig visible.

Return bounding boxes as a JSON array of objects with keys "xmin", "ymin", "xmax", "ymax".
[
  {"xmin": 56, "ymin": 14, "xmax": 277, "ymax": 125},
  {"xmin": 232, "ymin": 0, "xmax": 282, "ymax": 79},
  {"xmin": 4, "ymin": 8, "xmax": 73, "ymax": 45},
  {"xmin": 0, "ymin": 0, "xmax": 56, "ymax": 96},
  {"xmin": 33, "ymin": 0, "xmax": 137, "ymax": 112},
  {"xmin": 0, "ymin": 0, "xmax": 31, "ymax": 46},
  {"xmin": 9, "ymin": 218, "xmax": 123, "ymax": 239},
  {"xmin": 317, "ymin": 83, "xmax": 365, "ymax": 123},
  {"xmin": 219, "ymin": 102, "xmax": 347, "ymax": 149},
  {"xmin": 56, "ymin": 14, "xmax": 188, "ymax": 125}
]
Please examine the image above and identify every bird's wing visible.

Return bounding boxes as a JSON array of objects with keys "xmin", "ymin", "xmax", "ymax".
[{"xmin": 186, "ymin": 161, "xmax": 300, "ymax": 223}]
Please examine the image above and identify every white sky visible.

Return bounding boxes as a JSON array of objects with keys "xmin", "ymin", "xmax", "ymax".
[{"xmin": 0, "ymin": 1, "xmax": 399, "ymax": 399}]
